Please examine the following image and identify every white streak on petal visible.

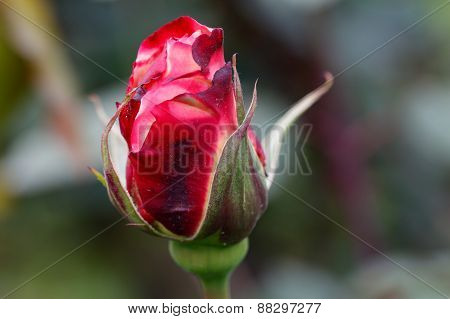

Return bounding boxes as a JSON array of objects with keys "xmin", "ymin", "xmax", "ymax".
[
  {"xmin": 109, "ymin": 120, "xmax": 128, "ymax": 186},
  {"xmin": 90, "ymin": 95, "xmax": 131, "ymax": 184}
]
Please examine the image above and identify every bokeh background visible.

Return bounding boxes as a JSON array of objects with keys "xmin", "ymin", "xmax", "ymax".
[{"xmin": 1, "ymin": 0, "xmax": 450, "ymax": 298}]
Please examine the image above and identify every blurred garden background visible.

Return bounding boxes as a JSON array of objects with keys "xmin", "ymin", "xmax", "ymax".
[{"xmin": 1, "ymin": 0, "xmax": 450, "ymax": 298}]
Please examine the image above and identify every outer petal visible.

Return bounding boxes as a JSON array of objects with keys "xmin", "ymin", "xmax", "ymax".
[
  {"xmin": 101, "ymin": 97, "xmax": 162, "ymax": 232},
  {"xmin": 102, "ymin": 93, "xmax": 189, "ymax": 240},
  {"xmin": 126, "ymin": 64, "xmax": 237, "ymax": 238}
]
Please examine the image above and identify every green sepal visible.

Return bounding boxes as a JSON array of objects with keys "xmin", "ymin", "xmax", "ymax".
[
  {"xmin": 232, "ymin": 54, "xmax": 245, "ymax": 125},
  {"xmin": 88, "ymin": 166, "xmax": 107, "ymax": 188},
  {"xmin": 195, "ymin": 82, "xmax": 268, "ymax": 244}
]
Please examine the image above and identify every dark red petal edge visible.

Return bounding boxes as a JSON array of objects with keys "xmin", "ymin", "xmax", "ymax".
[{"xmin": 192, "ymin": 28, "xmax": 224, "ymax": 71}]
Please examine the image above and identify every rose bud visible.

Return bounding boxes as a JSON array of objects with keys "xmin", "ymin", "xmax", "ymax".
[{"xmin": 98, "ymin": 16, "xmax": 332, "ymax": 246}]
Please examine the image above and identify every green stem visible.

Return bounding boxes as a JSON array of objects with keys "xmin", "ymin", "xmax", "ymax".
[
  {"xmin": 201, "ymin": 274, "xmax": 230, "ymax": 299},
  {"xmin": 169, "ymin": 238, "xmax": 248, "ymax": 299}
]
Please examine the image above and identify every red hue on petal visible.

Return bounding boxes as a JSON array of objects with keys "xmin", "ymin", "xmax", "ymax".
[
  {"xmin": 128, "ymin": 101, "xmax": 221, "ymax": 236},
  {"xmin": 129, "ymin": 74, "xmax": 211, "ymax": 153},
  {"xmin": 127, "ymin": 16, "xmax": 212, "ymax": 92},
  {"xmin": 118, "ymin": 17, "xmax": 265, "ymax": 238},
  {"xmin": 196, "ymin": 63, "xmax": 237, "ymax": 128},
  {"xmin": 248, "ymin": 129, "xmax": 266, "ymax": 167},
  {"xmin": 192, "ymin": 29, "xmax": 224, "ymax": 72},
  {"xmin": 118, "ymin": 99, "xmax": 140, "ymax": 147},
  {"xmin": 128, "ymin": 64, "xmax": 235, "ymax": 237},
  {"xmin": 164, "ymin": 39, "xmax": 201, "ymax": 81}
]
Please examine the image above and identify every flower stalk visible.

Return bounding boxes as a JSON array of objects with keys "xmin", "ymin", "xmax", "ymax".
[{"xmin": 169, "ymin": 239, "xmax": 249, "ymax": 298}]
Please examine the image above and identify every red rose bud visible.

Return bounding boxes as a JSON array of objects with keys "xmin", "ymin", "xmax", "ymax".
[{"xmin": 100, "ymin": 17, "xmax": 332, "ymax": 245}]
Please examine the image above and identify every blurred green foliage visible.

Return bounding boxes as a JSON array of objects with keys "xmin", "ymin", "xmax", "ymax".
[{"xmin": 0, "ymin": 0, "xmax": 450, "ymax": 298}]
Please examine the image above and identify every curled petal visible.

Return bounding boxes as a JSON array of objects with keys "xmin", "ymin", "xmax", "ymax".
[
  {"xmin": 128, "ymin": 16, "xmax": 212, "ymax": 91},
  {"xmin": 192, "ymin": 28, "xmax": 225, "ymax": 78}
]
